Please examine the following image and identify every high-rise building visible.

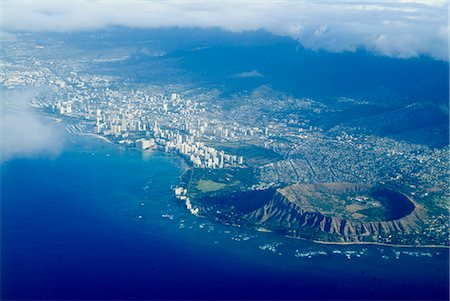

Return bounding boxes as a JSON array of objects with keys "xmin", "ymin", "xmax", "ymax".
[{"xmin": 137, "ymin": 139, "xmax": 155, "ymax": 150}]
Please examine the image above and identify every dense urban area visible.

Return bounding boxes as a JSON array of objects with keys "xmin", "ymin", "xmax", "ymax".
[{"xmin": 1, "ymin": 37, "xmax": 448, "ymax": 247}]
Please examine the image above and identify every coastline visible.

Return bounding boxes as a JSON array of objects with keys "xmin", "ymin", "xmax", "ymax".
[
  {"xmin": 36, "ymin": 110, "xmax": 449, "ymax": 250},
  {"xmin": 79, "ymin": 132, "xmax": 112, "ymax": 144},
  {"xmin": 311, "ymin": 240, "xmax": 450, "ymax": 249},
  {"xmin": 284, "ymin": 235, "xmax": 449, "ymax": 249},
  {"xmin": 40, "ymin": 114, "xmax": 63, "ymax": 123}
]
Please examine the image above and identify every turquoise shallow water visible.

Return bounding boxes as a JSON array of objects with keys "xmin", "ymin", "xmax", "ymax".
[{"xmin": 1, "ymin": 133, "xmax": 448, "ymax": 300}]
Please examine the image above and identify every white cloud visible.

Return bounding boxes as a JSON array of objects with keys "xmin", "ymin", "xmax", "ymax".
[
  {"xmin": 0, "ymin": 91, "xmax": 64, "ymax": 162},
  {"xmin": 0, "ymin": 0, "xmax": 448, "ymax": 60}
]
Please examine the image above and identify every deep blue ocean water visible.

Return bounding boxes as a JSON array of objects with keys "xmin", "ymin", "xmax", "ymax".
[{"xmin": 1, "ymin": 134, "xmax": 449, "ymax": 300}]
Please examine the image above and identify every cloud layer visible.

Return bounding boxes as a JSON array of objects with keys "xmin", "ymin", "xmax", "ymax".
[
  {"xmin": 1, "ymin": 1, "xmax": 448, "ymax": 60},
  {"xmin": 0, "ymin": 91, "xmax": 64, "ymax": 162}
]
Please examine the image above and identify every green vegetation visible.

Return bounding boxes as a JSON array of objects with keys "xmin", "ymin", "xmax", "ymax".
[
  {"xmin": 197, "ymin": 180, "xmax": 226, "ymax": 193},
  {"xmin": 181, "ymin": 166, "xmax": 258, "ymax": 201},
  {"xmin": 283, "ymin": 184, "xmax": 416, "ymax": 222},
  {"xmin": 356, "ymin": 207, "xmax": 388, "ymax": 221}
]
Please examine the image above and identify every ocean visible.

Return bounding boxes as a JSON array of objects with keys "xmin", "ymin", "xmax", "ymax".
[{"xmin": 1, "ymin": 133, "xmax": 448, "ymax": 300}]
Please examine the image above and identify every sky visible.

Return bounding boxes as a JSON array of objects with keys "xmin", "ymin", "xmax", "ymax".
[{"xmin": 0, "ymin": 0, "xmax": 448, "ymax": 61}]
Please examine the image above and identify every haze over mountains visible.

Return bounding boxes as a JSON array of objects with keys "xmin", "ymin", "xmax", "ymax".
[{"xmin": 22, "ymin": 27, "xmax": 448, "ymax": 148}]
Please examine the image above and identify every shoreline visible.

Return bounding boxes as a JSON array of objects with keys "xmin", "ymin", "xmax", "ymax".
[
  {"xmin": 284, "ymin": 235, "xmax": 449, "ymax": 249},
  {"xmin": 41, "ymin": 110, "xmax": 449, "ymax": 250},
  {"xmin": 78, "ymin": 132, "xmax": 112, "ymax": 144},
  {"xmin": 311, "ymin": 240, "xmax": 450, "ymax": 249},
  {"xmin": 39, "ymin": 114, "xmax": 63, "ymax": 123}
]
